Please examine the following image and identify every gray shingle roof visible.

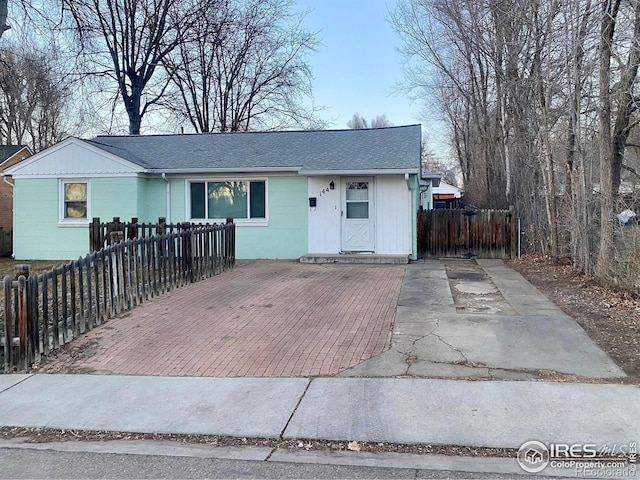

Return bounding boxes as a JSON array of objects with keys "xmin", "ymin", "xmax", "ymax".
[{"xmin": 85, "ymin": 125, "xmax": 422, "ymax": 172}]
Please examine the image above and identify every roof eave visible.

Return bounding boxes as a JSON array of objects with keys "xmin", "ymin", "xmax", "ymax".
[
  {"xmin": 302, "ymin": 168, "xmax": 418, "ymax": 176},
  {"xmin": 150, "ymin": 166, "xmax": 302, "ymax": 175}
]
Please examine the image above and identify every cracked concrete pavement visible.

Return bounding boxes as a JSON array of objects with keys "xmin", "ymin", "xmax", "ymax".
[{"xmin": 338, "ymin": 258, "xmax": 626, "ymax": 379}]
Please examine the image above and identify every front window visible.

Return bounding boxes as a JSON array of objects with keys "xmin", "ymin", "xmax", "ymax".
[
  {"xmin": 190, "ymin": 180, "xmax": 266, "ymax": 220},
  {"xmin": 61, "ymin": 180, "xmax": 89, "ymax": 223}
]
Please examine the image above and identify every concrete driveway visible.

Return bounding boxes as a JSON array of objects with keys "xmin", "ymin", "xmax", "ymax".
[{"xmin": 339, "ymin": 259, "xmax": 625, "ymax": 379}]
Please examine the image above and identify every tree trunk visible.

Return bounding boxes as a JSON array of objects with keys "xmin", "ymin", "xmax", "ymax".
[
  {"xmin": 595, "ymin": 0, "xmax": 620, "ymax": 283},
  {"xmin": 611, "ymin": 2, "xmax": 640, "ymax": 196},
  {"xmin": 124, "ymin": 91, "xmax": 143, "ymax": 135},
  {"xmin": 0, "ymin": 0, "xmax": 8, "ymax": 38}
]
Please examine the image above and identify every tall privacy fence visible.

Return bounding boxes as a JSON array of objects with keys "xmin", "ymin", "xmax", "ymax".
[
  {"xmin": 0, "ymin": 227, "xmax": 11, "ymax": 256},
  {"xmin": 418, "ymin": 208, "xmax": 516, "ymax": 259},
  {"xmin": 1, "ymin": 221, "xmax": 235, "ymax": 370}
]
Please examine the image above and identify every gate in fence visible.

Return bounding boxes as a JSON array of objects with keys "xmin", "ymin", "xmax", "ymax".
[
  {"xmin": 1, "ymin": 222, "xmax": 235, "ymax": 370},
  {"xmin": 417, "ymin": 208, "xmax": 516, "ymax": 259}
]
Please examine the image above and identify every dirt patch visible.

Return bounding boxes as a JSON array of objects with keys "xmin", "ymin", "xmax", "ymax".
[
  {"xmin": 27, "ymin": 337, "xmax": 101, "ymax": 375},
  {"xmin": 445, "ymin": 261, "xmax": 516, "ymax": 315},
  {"xmin": 0, "ymin": 426, "xmax": 517, "ymax": 458},
  {"xmin": 509, "ymin": 254, "xmax": 640, "ymax": 381}
]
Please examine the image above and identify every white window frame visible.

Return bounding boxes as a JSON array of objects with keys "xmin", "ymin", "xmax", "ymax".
[
  {"xmin": 59, "ymin": 179, "xmax": 91, "ymax": 227},
  {"xmin": 186, "ymin": 178, "xmax": 268, "ymax": 227}
]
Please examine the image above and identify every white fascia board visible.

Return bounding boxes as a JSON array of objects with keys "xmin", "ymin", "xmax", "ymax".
[
  {"xmin": 13, "ymin": 172, "xmax": 143, "ymax": 179},
  {"xmin": 302, "ymin": 168, "xmax": 418, "ymax": 176},
  {"xmin": 5, "ymin": 137, "xmax": 147, "ymax": 176},
  {"xmin": 152, "ymin": 167, "xmax": 302, "ymax": 175}
]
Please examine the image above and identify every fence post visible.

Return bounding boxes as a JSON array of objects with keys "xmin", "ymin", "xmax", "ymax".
[
  {"xmin": 13, "ymin": 265, "xmax": 30, "ymax": 366},
  {"xmin": 508, "ymin": 206, "xmax": 516, "ymax": 260},
  {"xmin": 127, "ymin": 217, "xmax": 139, "ymax": 240},
  {"xmin": 28, "ymin": 275, "xmax": 40, "ymax": 364},
  {"xmin": 17, "ymin": 276, "xmax": 27, "ymax": 369},
  {"xmin": 158, "ymin": 217, "xmax": 166, "ymax": 235},
  {"xmin": 90, "ymin": 217, "xmax": 101, "ymax": 252},
  {"xmin": 3, "ymin": 276, "xmax": 12, "ymax": 370},
  {"xmin": 225, "ymin": 218, "xmax": 234, "ymax": 268}
]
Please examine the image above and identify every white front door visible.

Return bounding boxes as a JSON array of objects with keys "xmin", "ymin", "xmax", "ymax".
[{"xmin": 341, "ymin": 177, "xmax": 375, "ymax": 251}]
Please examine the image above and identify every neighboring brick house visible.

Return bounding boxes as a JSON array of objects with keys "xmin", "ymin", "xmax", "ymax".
[{"xmin": 0, "ymin": 145, "xmax": 31, "ymax": 232}]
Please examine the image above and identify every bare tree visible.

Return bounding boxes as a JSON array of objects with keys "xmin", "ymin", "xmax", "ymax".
[
  {"xmin": 347, "ymin": 113, "xmax": 392, "ymax": 129},
  {"xmin": 0, "ymin": 44, "xmax": 69, "ymax": 150},
  {"xmin": 163, "ymin": 0, "xmax": 318, "ymax": 133},
  {"xmin": 370, "ymin": 114, "xmax": 393, "ymax": 128},
  {"xmin": 596, "ymin": 0, "xmax": 640, "ymax": 283},
  {"xmin": 62, "ymin": 0, "xmax": 213, "ymax": 135},
  {"xmin": 347, "ymin": 113, "xmax": 368, "ymax": 129},
  {"xmin": 392, "ymin": 0, "xmax": 640, "ymax": 285}
]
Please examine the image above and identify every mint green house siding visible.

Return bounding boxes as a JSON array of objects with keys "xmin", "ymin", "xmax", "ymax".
[
  {"xmin": 13, "ymin": 175, "xmax": 307, "ymax": 260},
  {"xmin": 13, "ymin": 179, "xmax": 81, "ymax": 260},
  {"xmin": 169, "ymin": 176, "xmax": 307, "ymax": 259},
  {"xmin": 167, "ymin": 178, "xmax": 186, "ymax": 223},
  {"xmin": 235, "ymin": 176, "xmax": 307, "ymax": 259},
  {"xmin": 137, "ymin": 177, "xmax": 167, "ymax": 221},
  {"xmin": 13, "ymin": 177, "xmax": 145, "ymax": 260},
  {"xmin": 92, "ymin": 177, "xmax": 140, "ymax": 220}
]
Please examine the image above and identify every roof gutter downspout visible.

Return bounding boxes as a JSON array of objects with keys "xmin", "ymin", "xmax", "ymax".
[
  {"xmin": 2, "ymin": 173, "xmax": 15, "ymax": 258},
  {"xmin": 405, "ymin": 172, "xmax": 418, "ymax": 261},
  {"xmin": 2, "ymin": 173, "xmax": 14, "ymax": 188},
  {"xmin": 161, "ymin": 173, "xmax": 171, "ymax": 224}
]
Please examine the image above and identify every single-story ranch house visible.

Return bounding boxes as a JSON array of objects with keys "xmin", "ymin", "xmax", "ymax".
[{"xmin": 4, "ymin": 125, "xmax": 439, "ymax": 261}]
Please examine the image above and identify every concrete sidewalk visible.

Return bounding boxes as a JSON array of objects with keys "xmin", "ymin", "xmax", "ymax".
[{"xmin": 0, "ymin": 374, "xmax": 638, "ymax": 450}]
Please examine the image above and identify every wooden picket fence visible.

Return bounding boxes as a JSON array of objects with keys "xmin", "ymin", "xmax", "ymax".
[
  {"xmin": 1, "ymin": 222, "xmax": 235, "ymax": 370},
  {"xmin": 417, "ymin": 208, "xmax": 516, "ymax": 259},
  {"xmin": 89, "ymin": 216, "xmax": 194, "ymax": 253}
]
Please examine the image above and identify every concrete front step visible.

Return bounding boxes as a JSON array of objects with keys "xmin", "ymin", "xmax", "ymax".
[{"xmin": 300, "ymin": 254, "xmax": 409, "ymax": 265}]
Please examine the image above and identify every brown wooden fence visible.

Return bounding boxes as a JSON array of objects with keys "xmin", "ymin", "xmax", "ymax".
[
  {"xmin": 0, "ymin": 227, "xmax": 11, "ymax": 256},
  {"xmin": 89, "ymin": 216, "xmax": 202, "ymax": 253},
  {"xmin": 1, "ymin": 222, "xmax": 235, "ymax": 370},
  {"xmin": 417, "ymin": 208, "xmax": 516, "ymax": 259}
]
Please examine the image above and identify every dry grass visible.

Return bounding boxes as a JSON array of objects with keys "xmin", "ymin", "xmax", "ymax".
[
  {"xmin": 0, "ymin": 258, "xmax": 69, "ymax": 280},
  {"xmin": 0, "ymin": 258, "xmax": 71, "ymax": 335}
]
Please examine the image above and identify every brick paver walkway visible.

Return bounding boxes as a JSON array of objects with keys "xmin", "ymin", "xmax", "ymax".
[{"xmin": 49, "ymin": 261, "xmax": 405, "ymax": 377}]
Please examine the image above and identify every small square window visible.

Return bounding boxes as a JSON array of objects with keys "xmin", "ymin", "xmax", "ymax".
[{"xmin": 61, "ymin": 180, "xmax": 90, "ymax": 224}]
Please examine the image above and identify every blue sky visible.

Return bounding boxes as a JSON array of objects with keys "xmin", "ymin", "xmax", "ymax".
[
  {"xmin": 295, "ymin": 0, "xmax": 420, "ymax": 129},
  {"xmin": 295, "ymin": 0, "xmax": 450, "ymax": 158}
]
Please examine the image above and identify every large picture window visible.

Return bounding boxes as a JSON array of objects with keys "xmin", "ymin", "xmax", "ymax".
[
  {"xmin": 190, "ymin": 180, "xmax": 266, "ymax": 221},
  {"xmin": 60, "ymin": 180, "xmax": 90, "ymax": 224}
]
